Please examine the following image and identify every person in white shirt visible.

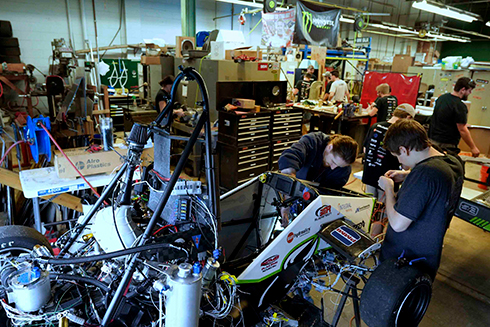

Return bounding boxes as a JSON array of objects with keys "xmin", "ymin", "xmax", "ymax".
[{"xmin": 324, "ymin": 70, "xmax": 350, "ymax": 103}]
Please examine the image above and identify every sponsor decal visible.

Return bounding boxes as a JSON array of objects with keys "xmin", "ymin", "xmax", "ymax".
[
  {"xmin": 315, "ymin": 205, "xmax": 332, "ymax": 217},
  {"xmin": 286, "ymin": 228, "xmax": 311, "ymax": 243},
  {"xmin": 459, "ymin": 202, "xmax": 479, "ymax": 216},
  {"xmin": 302, "ymin": 10, "xmax": 335, "ymax": 32},
  {"xmin": 355, "ymin": 205, "xmax": 371, "ymax": 213},
  {"xmin": 192, "ymin": 235, "xmax": 201, "ymax": 248},
  {"xmin": 338, "ymin": 203, "xmax": 352, "ymax": 212},
  {"xmin": 331, "ymin": 226, "xmax": 361, "ymax": 247},
  {"xmin": 261, "ymin": 255, "xmax": 279, "ymax": 272}
]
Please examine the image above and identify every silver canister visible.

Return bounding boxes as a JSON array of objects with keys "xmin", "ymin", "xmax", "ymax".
[
  {"xmin": 165, "ymin": 263, "xmax": 202, "ymax": 327},
  {"xmin": 100, "ymin": 117, "xmax": 113, "ymax": 151}
]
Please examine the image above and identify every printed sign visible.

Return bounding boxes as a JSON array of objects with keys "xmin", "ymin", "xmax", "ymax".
[
  {"xmin": 459, "ymin": 202, "xmax": 479, "ymax": 216},
  {"xmin": 355, "ymin": 205, "xmax": 370, "ymax": 213},
  {"xmin": 286, "ymin": 227, "xmax": 311, "ymax": 243},
  {"xmin": 293, "ymin": 1, "xmax": 340, "ymax": 47},
  {"xmin": 262, "ymin": 9, "xmax": 295, "ymax": 47},
  {"xmin": 331, "ymin": 226, "xmax": 361, "ymax": 247},
  {"xmin": 261, "ymin": 255, "xmax": 279, "ymax": 272}
]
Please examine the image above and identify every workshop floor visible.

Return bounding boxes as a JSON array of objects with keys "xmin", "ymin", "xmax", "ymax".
[{"xmin": 314, "ymin": 158, "xmax": 490, "ymax": 327}]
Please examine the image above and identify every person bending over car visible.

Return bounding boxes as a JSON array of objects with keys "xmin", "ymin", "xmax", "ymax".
[
  {"xmin": 278, "ymin": 132, "xmax": 358, "ymax": 226},
  {"xmin": 377, "ymin": 120, "xmax": 464, "ymax": 279}
]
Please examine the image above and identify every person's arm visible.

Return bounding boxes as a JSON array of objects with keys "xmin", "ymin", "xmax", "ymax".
[
  {"xmin": 328, "ymin": 91, "xmax": 334, "ymax": 101},
  {"xmin": 457, "ymin": 123, "xmax": 480, "ymax": 157},
  {"xmin": 328, "ymin": 82, "xmax": 337, "ymax": 101},
  {"xmin": 378, "ymin": 176, "xmax": 413, "ymax": 232},
  {"xmin": 368, "ymin": 97, "xmax": 381, "ymax": 116},
  {"xmin": 384, "ymin": 170, "xmax": 410, "ymax": 183},
  {"xmin": 158, "ymin": 100, "xmax": 167, "ymax": 113},
  {"xmin": 345, "ymin": 88, "xmax": 350, "ymax": 102},
  {"xmin": 278, "ymin": 134, "xmax": 315, "ymax": 174}
]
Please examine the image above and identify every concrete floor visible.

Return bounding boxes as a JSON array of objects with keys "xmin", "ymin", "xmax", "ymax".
[{"xmin": 311, "ymin": 158, "xmax": 490, "ymax": 326}]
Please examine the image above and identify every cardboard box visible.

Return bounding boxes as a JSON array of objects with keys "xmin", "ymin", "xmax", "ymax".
[
  {"xmin": 458, "ymin": 126, "xmax": 490, "ymax": 157},
  {"xmin": 232, "ymin": 98, "xmax": 256, "ymax": 109},
  {"xmin": 55, "ymin": 147, "xmax": 154, "ymax": 179},
  {"xmin": 225, "ymin": 49, "xmax": 262, "ymax": 60},
  {"xmin": 141, "ymin": 55, "xmax": 161, "ymax": 65},
  {"xmin": 392, "ymin": 55, "xmax": 414, "ymax": 73}
]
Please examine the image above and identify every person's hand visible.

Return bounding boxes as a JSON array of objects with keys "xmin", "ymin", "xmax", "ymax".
[
  {"xmin": 471, "ymin": 146, "xmax": 480, "ymax": 158},
  {"xmin": 280, "ymin": 168, "xmax": 297, "ymax": 177},
  {"xmin": 174, "ymin": 108, "xmax": 185, "ymax": 118},
  {"xmin": 378, "ymin": 176, "xmax": 394, "ymax": 192},
  {"xmin": 384, "ymin": 170, "xmax": 409, "ymax": 183},
  {"xmin": 280, "ymin": 207, "xmax": 290, "ymax": 228}
]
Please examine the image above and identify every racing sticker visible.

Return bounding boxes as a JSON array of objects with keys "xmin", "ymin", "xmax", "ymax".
[
  {"xmin": 192, "ymin": 235, "xmax": 201, "ymax": 248},
  {"xmin": 338, "ymin": 203, "xmax": 352, "ymax": 212},
  {"xmin": 261, "ymin": 255, "xmax": 279, "ymax": 272},
  {"xmin": 459, "ymin": 201, "xmax": 479, "ymax": 216},
  {"xmin": 286, "ymin": 228, "xmax": 311, "ymax": 243},
  {"xmin": 315, "ymin": 205, "xmax": 332, "ymax": 220},
  {"xmin": 355, "ymin": 205, "xmax": 370, "ymax": 213},
  {"xmin": 331, "ymin": 226, "xmax": 361, "ymax": 247}
]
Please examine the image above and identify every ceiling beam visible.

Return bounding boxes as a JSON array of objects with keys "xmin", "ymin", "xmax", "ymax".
[{"xmin": 441, "ymin": 25, "xmax": 490, "ymax": 39}]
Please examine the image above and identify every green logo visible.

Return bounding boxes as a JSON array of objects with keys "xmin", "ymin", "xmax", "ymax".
[
  {"xmin": 269, "ymin": 0, "xmax": 275, "ymax": 9},
  {"xmin": 302, "ymin": 11, "xmax": 313, "ymax": 33}
]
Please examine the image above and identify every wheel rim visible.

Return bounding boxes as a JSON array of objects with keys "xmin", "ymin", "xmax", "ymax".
[{"xmin": 395, "ymin": 282, "xmax": 432, "ymax": 326}]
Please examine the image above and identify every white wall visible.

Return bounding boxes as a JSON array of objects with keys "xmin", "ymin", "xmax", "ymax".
[{"xmin": 0, "ymin": 0, "xmax": 445, "ymax": 96}]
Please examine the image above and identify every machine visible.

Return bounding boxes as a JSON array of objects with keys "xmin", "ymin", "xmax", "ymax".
[{"xmin": 0, "ymin": 67, "xmax": 432, "ymax": 327}]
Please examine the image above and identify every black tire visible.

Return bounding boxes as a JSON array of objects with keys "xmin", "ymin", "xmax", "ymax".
[
  {"xmin": 0, "ymin": 37, "xmax": 18, "ymax": 47},
  {"xmin": 0, "ymin": 225, "xmax": 53, "ymax": 255},
  {"xmin": 0, "ymin": 47, "xmax": 20, "ymax": 56},
  {"xmin": 360, "ymin": 258, "xmax": 432, "ymax": 327},
  {"xmin": 0, "ymin": 21, "xmax": 12, "ymax": 38}
]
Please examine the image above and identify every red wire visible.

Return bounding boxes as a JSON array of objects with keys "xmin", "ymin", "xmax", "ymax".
[
  {"xmin": 0, "ymin": 81, "xmax": 3, "ymax": 98},
  {"xmin": 39, "ymin": 123, "xmax": 107, "ymax": 204},
  {"xmin": 0, "ymin": 140, "xmax": 24, "ymax": 167},
  {"xmin": 152, "ymin": 224, "xmax": 177, "ymax": 235}
]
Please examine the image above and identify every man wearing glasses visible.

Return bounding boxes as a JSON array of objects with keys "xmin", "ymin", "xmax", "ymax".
[{"xmin": 429, "ymin": 77, "xmax": 480, "ymax": 157}]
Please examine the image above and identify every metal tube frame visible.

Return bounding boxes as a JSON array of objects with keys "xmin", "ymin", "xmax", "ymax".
[{"xmin": 100, "ymin": 66, "xmax": 218, "ymax": 325}]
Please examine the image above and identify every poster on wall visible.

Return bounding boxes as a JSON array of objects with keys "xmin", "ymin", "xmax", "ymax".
[
  {"xmin": 293, "ymin": 1, "xmax": 340, "ymax": 47},
  {"xmin": 261, "ymin": 9, "xmax": 295, "ymax": 47}
]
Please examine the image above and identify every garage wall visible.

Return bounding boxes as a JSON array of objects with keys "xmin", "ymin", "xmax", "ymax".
[{"xmin": 0, "ymin": 0, "xmax": 448, "ymax": 88}]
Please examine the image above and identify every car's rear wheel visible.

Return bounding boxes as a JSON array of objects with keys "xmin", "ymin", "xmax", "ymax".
[{"xmin": 360, "ymin": 258, "xmax": 432, "ymax": 327}]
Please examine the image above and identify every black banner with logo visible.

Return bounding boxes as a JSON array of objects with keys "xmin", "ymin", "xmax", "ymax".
[{"xmin": 293, "ymin": 1, "xmax": 340, "ymax": 47}]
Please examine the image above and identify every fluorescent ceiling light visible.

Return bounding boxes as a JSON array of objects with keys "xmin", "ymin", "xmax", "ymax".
[
  {"xmin": 487, "ymin": 21, "xmax": 490, "ymax": 27},
  {"xmin": 412, "ymin": 0, "xmax": 480, "ymax": 23},
  {"xmin": 426, "ymin": 32, "xmax": 470, "ymax": 43},
  {"xmin": 216, "ymin": 0, "xmax": 289, "ymax": 10},
  {"xmin": 371, "ymin": 23, "xmax": 419, "ymax": 35}
]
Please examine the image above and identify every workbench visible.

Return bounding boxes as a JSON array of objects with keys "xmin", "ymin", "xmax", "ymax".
[
  {"xmin": 293, "ymin": 103, "xmax": 371, "ymax": 152},
  {"xmin": 19, "ymin": 167, "xmax": 120, "ymax": 232}
]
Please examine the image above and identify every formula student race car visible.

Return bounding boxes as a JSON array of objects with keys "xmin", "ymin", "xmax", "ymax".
[{"xmin": 0, "ymin": 67, "xmax": 432, "ymax": 327}]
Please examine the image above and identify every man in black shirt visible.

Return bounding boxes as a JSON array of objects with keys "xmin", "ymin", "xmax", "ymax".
[
  {"xmin": 378, "ymin": 120, "xmax": 464, "ymax": 279},
  {"xmin": 155, "ymin": 75, "xmax": 184, "ymax": 117},
  {"xmin": 367, "ymin": 83, "xmax": 398, "ymax": 122},
  {"xmin": 429, "ymin": 77, "xmax": 479, "ymax": 157},
  {"xmin": 362, "ymin": 104, "xmax": 416, "ymax": 196},
  {"xmin": 323, "ymin": 71, "xmax": 333, "ymax": 94},
  {"xmin": 301, "ymin": 64, "xmax": 317, "ymax": 81},
  {"xmin": 294, "ymin": 73, "xmax": 313, "ymax": 101}
]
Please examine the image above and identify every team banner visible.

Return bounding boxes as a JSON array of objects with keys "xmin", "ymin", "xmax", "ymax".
[
  {"xmin": 261, "ymin": 9, "xmax": 295, "ymax": 47},
  {"xmin": 293, "ymin": 1, "xmax": 340, "ymax": 47}
]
